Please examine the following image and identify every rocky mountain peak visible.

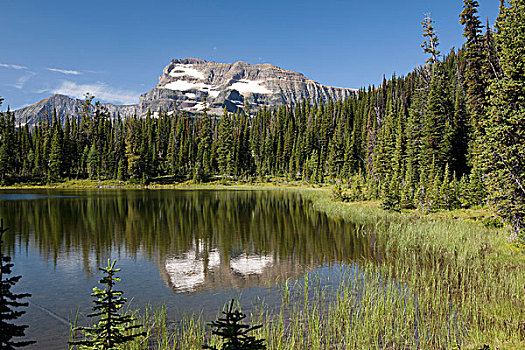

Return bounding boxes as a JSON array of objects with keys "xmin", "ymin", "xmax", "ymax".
[
  {"xmin": 14, "ymin": 58, "xmax": 357, "ymax": 125},
  {"xmin": 140, "ymin": 58, "xmax": 357, "ymax": 115}
]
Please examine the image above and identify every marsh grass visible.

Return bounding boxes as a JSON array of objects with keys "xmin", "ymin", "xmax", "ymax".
[
  {"xmin": 69, "ymin": 189, "xmax": 525, "ymax": 349},
  {"xmin": 91, "ymin": 256, "xmax": 523, "ymax": 349}
]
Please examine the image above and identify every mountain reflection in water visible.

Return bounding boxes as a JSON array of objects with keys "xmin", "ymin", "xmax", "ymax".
[
  {"xmin": 0, "ymin": 189, "xmax": 377, "ymax": 350},
  {"xmin": 162, "ymin": 239, "xmax": 276, "ymax": 292},
  {"xmin": 1, "ymin": 189, "xmax": 375, "ymax": 295}
]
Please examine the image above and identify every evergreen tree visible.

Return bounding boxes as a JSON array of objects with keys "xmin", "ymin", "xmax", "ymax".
[
  {"xmin": 87, "ymin": 141, "xmax": 100, "ymax": 180},
  {"xmin": 197, "ymin": 96, "xmax": 213, "ymax": 175},
  {"xmin": 203, "ymin": 299, "xmax": 266, "ymax": 350},
  {"xmin": 117, "ymin": 158, "xmax": 127, "ymax": 181},
  {"xmin": 450, "ymin": 84, "xmax": 470, "ymax": 176},
  {"xmin": 482, "ymin": 0, "xmax": 525, "ymax": 240},
  {"xmin": 0, "ymin": 219, "xmax": 35, "ymax": 349},
  {"xmin": 48, "ymin": 113, "xmax": 64, "ymax": 180},
  {"xmin": 0, "ymin": 106, "xmax": 16, "ymax": 184},
  {"xmin": 460, "ymin": 0, "xmax": 486, "ymax": 133},
  {"xmin": 62, "ymin": 116, "xmax": 73, "ymax": 178},
  {"xmin": 421, "ymin": 13, "xmax": 441, "ymax": 65},
  {"xmin": 327, "ymin": 120, "xmax": 345, "ymax": 180},
  {"xmin": 166, "ymin": 120, "xmax": 178, "ymax": 174},
  {"xmin": 124, "ymin": 118, "xmax": 141, "ymax": 179},
  {"xmin": 70, "ymin": 259, "xmax": 144, "ymax": 349},
  {"xmin": 421, "ymin": 65, "xmax": 452, "ymax": 171},
  {"xmin": 216, "ymin": 109, "xmax": 234, "ymax": 175}
]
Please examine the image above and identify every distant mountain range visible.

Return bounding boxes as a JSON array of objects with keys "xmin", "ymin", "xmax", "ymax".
[
  {"xmin": 14, "ymin": 58, "xmax": 357, "ymax": 125},
  {"xmin": 13, "ymin": 94, "xmax": 137, "ymax": 126}
]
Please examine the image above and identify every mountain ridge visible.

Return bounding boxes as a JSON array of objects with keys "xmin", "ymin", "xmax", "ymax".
[{"xmin": 14, "ymin": 58, "xmax": 357, "ymax": 125}]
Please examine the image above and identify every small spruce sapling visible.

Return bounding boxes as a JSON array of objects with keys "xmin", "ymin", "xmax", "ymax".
[
  {"xmin": 203, "ymin": 299, "xmax": 266, "ymax": 350},
  {"xmin": 69, "ymin": 259, "xmax": 144, "ymax": 350},
  {"xmin": 0, "ymin": 219, "xmax": 35, "ymax": 349}
]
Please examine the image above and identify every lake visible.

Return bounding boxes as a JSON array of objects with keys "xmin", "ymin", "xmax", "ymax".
[{"xmin": 0, "ymin": 189, "xmax": 373, "ymax": 349}]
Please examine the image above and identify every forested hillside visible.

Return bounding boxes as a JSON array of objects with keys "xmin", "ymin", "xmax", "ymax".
[{"xmin": 0, "ymin": 0, "xmax": 523, "ymax": 238}]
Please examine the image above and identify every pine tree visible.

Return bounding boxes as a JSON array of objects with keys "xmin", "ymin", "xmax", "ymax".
[
  {"xmin": 440, "ymin": 163, "xmax": 453, "ymax": 209},
  {"xmin": 467, "ymin": 163, "xmax": 486, "ymax": 207},
  {"xmin": 460, "ymin": 0, "xmax": 486, "ymax": 134},
  {"xmin": 166, "ymin": 119, "xmax": 178, "ymax": 174},
  {"xmin": 450, "ymin": 84, "xmax": 470, "ymax": 177},
  {"xmin": 482, "ymin": 0, "xmax": 525, "ymax": 241},
  {"xmin": 416, "ymin": 166, "xmax": 430, "ymax": 213},
  {"xmin": 0, "ymin": 219, "xmax": 35, "ymax": 349},
  {"xmin": 197, "ymin": 96, "xmax": 213, "ymax": 175},
  {"xmin": 421, "ymin": 66, "xmax": 452, "ymax": 171},
  {"xmin": 117, "ymin": 158, "xmax": 127, "ymax": 181},
  {"xmin": 483, "ymin": 18, "xmax": 502, "ymax": 84},
  {"xmin": 0, "ymin": 107, "xmax": 16, "ymax": 184},
  {"xmin": 87, "ymin": 141, "xmax": 100, "ymax": 180},
  {"xmin": 421, "ymin": 13, "xmax": 441, "ymax": 65},
  {"xmin": 48, "ymin": 114, "xmax": 64, "ymax": 180},
  {"xmin": 203, "ymin": 299, "xmax": 266, "ymax": 350},
  {"xmin": 124, "ymin": 118, "xmax": 141, "ymax": 179},
  {"xmin": 70, "ymin": 259, "xmax": 144, "ymax": 349},
  {"xmin": 62, "ymin": 116, "xmax": 73, "ymax": 178},
  {"xmin": 216, "ymin": 109, "xmax": 234, "ymax": 175},
  {"xmin": 327, "ymin": 120, "xmax": 345, "ymax": 181}
]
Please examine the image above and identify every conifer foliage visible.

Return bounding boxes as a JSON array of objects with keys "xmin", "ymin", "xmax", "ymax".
[
  {"xmin": 0, "ymin": 219, "xmax": 35, "ymax": 349},
  {"xmin": 482, "ymin": 0, "xmax": 525, "ymax": 241},
  {"xmin": 421, "ymin": 13, "xmax": 441, "ymax": 64},
  {"xmin": 70, "ymin": 259, "xmax": 144, "ymax": 350},
  {"xmin": 203, "ymin": 299, "xmax": 266, "ymax": 350}
]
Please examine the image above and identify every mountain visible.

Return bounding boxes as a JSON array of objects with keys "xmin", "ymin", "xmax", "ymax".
[
  {"xmin": 14, "ymin": 58, "xmax": 357, "ymax": 124},
  {"xmin": 139, "ymin": 58, "xmax": 357, "ymax": 115},
  {"xmin": 13, "ymin": 94, "xmax": 137, "ymax": 126}
]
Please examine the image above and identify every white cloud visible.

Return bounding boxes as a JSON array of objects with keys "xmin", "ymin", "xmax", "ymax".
[
  {"xmin": 47, "ymin": 68, "xmax": 82, "ymax": 75},
  {"xmin": 52, "ymin": 81, "xmax": 139, "ymax": 105},
  {"xmin": 11, "ymin": 72, "xmax": 36, "ymax": 89},
  {"xmin": 0, "ymin": 63, "xmax": 27, "ymax": 70}
]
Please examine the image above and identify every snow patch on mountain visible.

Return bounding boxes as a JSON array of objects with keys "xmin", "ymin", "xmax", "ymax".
[
  {"xmin": 163, "ymin": 80, "xmax": 214, "ymax": 92},
  {"xmin": 193, "ymin": 101, "xmax": 206, "ymax": 111},
  {"xmin": 229, "ymin": 79, "xmax": 272, "ymax": 95},
  {"xmin": 208, "ymin": 90, "xmax": 220, "ymax": 98},
  {"xmin": 168, "ymin": 64, "xmax": 205, "ymax": 79}
]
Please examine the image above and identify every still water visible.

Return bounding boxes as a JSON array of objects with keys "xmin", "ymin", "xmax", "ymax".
[{"xmin": 0, "ymin": 189, "xmax": 373, "ymax": 349}]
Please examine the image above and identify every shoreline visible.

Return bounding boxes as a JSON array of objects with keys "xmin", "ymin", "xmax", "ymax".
[
  {"xmin": 2, "ymin": 179, "xmax": 518, "ymax": 262},
  {"xmin": 3, "ymin": 181, "xmax": 524, "ymax": 348}
]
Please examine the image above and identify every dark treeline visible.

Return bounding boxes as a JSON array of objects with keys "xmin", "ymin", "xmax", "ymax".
[{"xmin": 0, "ymin": 0, "xmax": 523, "ymax": 236}]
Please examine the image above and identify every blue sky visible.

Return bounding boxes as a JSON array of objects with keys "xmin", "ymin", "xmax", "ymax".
[{"xmin": 0, "ymin": 0, "xmax": 499, "ymax": 110}]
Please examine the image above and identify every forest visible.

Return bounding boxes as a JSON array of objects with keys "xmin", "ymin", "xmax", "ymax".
[{"xmin": 0, "ymin": 0, "xmax": 523, "ymax": 238}]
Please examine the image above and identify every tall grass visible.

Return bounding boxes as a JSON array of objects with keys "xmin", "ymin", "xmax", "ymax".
[
  {"xmin": 70, "ymin": 189, "xmax": 525, "ymax": 349},
  {"xmin": 98, "ymin": 260, "xmax": 522, "ymax": 349}
]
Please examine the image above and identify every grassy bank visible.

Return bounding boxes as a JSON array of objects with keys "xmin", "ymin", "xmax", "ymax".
[
  {"xmin": 16, "ymin": 183, "xmax": 522, "ymax": 349},
  {"xmin": 304, "ymin": 190, "xmax": 525, "ymax": 348},
  {"xmin": 0, "ymin": 176, "xmax": 320, "ymax": 190}
]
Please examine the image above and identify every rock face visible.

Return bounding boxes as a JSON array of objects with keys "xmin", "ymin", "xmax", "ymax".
[
  {"xmin": 14, "ymin": 58, "xmax": 357, "ymax": 125},
  {"xmin": 139, "ymin": 58, "xmax": 357, "ymax": 115}
]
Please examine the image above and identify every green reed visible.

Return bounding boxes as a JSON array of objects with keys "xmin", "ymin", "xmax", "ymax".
[{"xmin": 69, "ymin": 189, "xmax": 525, "ymax": 349}]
